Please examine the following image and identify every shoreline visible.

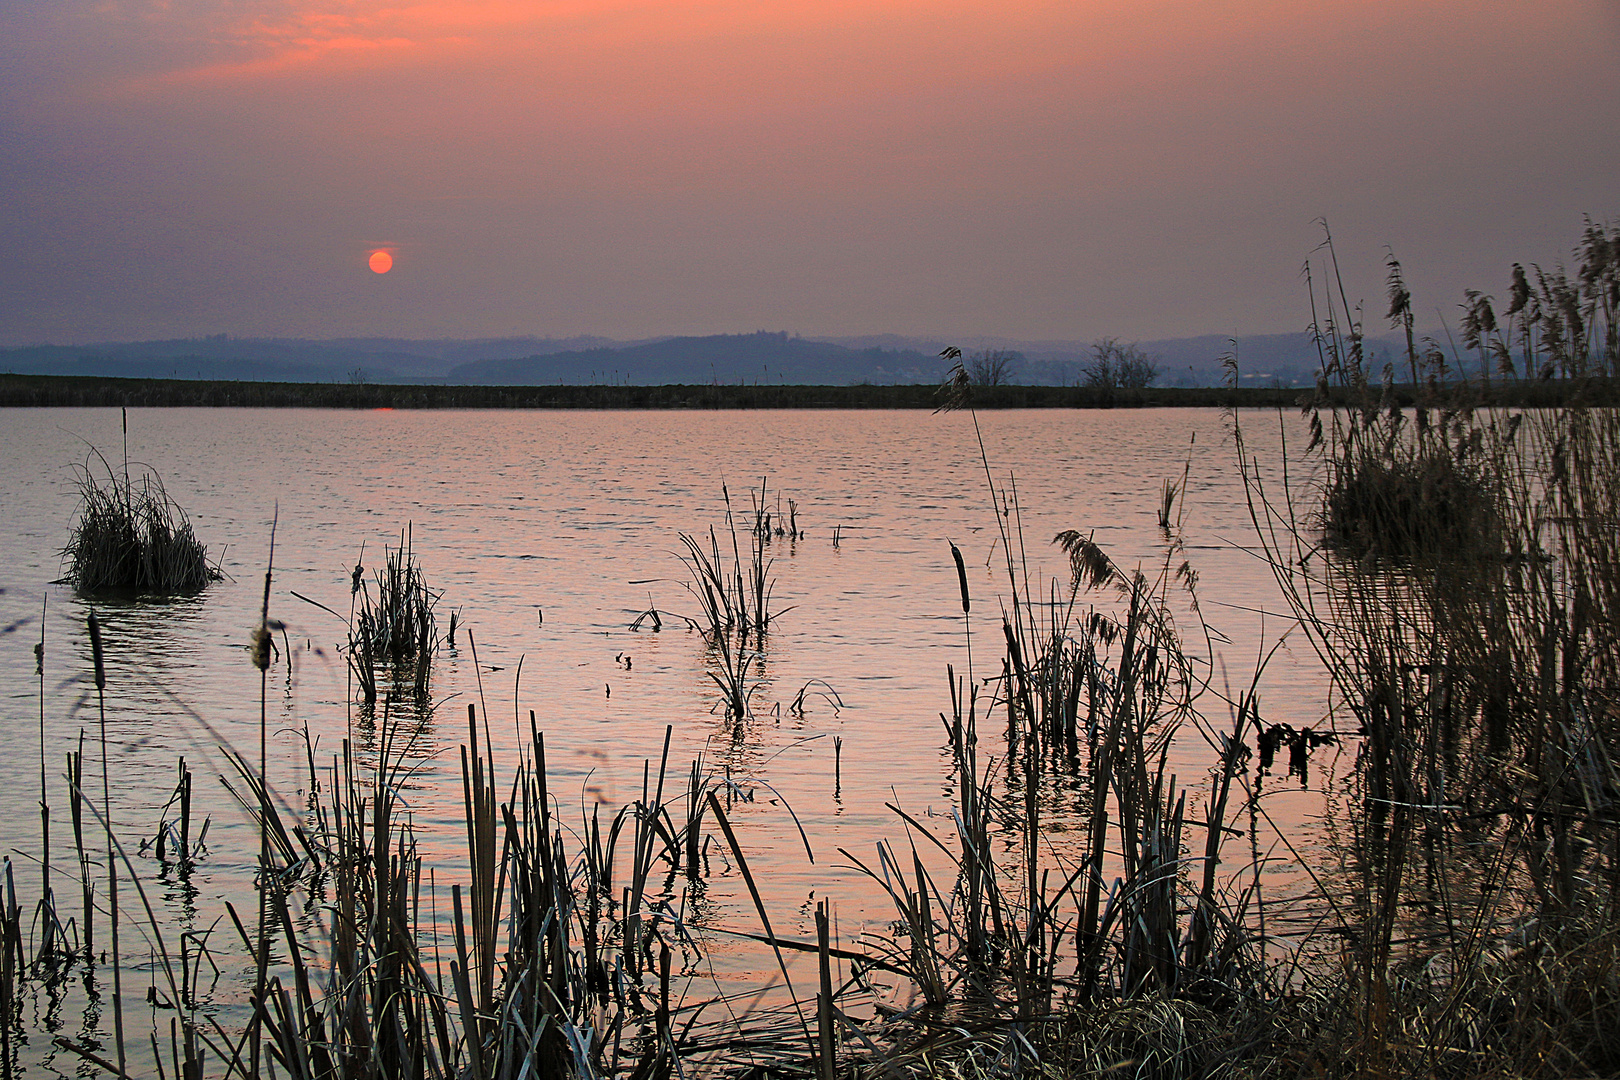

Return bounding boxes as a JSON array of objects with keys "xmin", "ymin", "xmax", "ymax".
[{"xmin": 3, "ymin": 372, "xmax": 1615, "ymax": 409}]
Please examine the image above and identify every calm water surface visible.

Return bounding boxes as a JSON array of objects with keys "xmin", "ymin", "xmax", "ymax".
[{"xmin": 0, "ymin": 406, "xmax": 1339, "ymax": 1058}]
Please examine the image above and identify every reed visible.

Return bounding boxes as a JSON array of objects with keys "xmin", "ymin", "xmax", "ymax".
[
  {"xmin": 829, "ymin": 530, "xmax": 1280, "ymax": 1080},
  {"xmin": 7, "ymin": 545, "xmax": 766, "ymax": 1078},
  {"xmin": 235, "ymin": 691, "xmax": 801, "ymax": 1079},
  {"xmin": 1157, "ymin": 433, "xmax": 1194, "ymax": 533},
  {"xmin": 63, "ymin": 453, "xmax": 219, "ymax": 595},
  {"xmin": 37, "ymin": 504, "xmax": 848, "ymax": 1078},
  {"xmin": 828, "ymin": 365, "xmax": 1286, "ymax": 1080},
  {"xmin": 1233, "ymin": 219, "xmax": 1620, "ymax": 1078},
  {"xmin": 677, "ymin": 483, "xmax": 794, "ymax": 720},
  {"xmin": 347, "ymin": 530, "xmax": 440, "ymax": 704},
  {"xmin": 32, "ymin": 599, "xmax": 71, "ymax": 969}
]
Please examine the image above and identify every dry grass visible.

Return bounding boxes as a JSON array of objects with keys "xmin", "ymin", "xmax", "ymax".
[
  {"xmin": 862, "ymin": 366, "xmax": 1285, "ymax": 1080},
  {"xmin": 1234, "ymin": 220, "xmax": 1620, "ymax": 1080}
]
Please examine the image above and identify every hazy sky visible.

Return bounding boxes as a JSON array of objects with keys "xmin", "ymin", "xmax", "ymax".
[{"xmin": 3, "ymin": 0, "xmax": 1617, "ymax": 345}]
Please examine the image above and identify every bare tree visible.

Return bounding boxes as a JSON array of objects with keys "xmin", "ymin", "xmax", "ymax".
[
  {"xmin": 1083, "ymin": 338, "xmax": 1160, "ymax": 389},
  {"xmin": 967, "ymin": 348, "xmax": 1020, "ymax": 386}
]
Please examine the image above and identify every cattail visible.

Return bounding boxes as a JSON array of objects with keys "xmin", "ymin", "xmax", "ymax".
[
  {"xmin": 88, "ymin": 612, "xmax": 105, "ymax": 691},
  {"xmin": 951, "ymin": 543, "xmax": 970, "ymax": 614},
  {"xmin": 250, "ymin": 623, "xmax": 271, "ymax": 672}
]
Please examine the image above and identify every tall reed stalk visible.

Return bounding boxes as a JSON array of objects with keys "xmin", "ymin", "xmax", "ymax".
[{"xmin": 830, "ymin": 363, "xmax": 1279, "ymax": 1077}]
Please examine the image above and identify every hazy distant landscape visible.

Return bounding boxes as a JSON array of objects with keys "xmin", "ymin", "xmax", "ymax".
[{"xmin": 0, "ymin": 329, "xmax": 1340, "ymax": 387}]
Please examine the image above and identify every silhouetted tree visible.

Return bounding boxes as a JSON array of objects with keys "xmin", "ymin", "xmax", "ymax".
[
  {"xmin": 1083, "ymin": 338, "xmax": 1159, "ymax": 389},
  {"xmin": 967, "ymin": 349, "xmax": 1020, "ymax": 386}
]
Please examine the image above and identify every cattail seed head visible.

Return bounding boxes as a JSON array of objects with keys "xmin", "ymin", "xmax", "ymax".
[
  {"xmin": 950, "ymin": 543, "xmax": 970, "ymax": 614},
  {"xmin": 251, "ymin": 622, "xmax": 272, "ymax": 671},
  {"xmin": 87, "ymin": 611, "xmax": 106, "ymax": 690}
]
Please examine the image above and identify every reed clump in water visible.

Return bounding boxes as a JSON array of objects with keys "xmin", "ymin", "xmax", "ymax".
[
  {"xmin": 679, "ymin": 481, "xmax": 782, "ymax": 643},
  {"xmin": 1308, "ymin": 221, "xmax": 1619, "ymax": 568},
  {"xmin": 1238, "ymin": 220, "xmax": 1620, "ymax": 1079},
  {"xmin": 18, "ymin": 519, "xmax": 834, "ymax": 1080},
  {"xmin": 1321, "ymin": 438, "xmax": 1501, "ymax": 563},
  {"xmin": 63, "ymin": 457, "xmax": 219, "ymax": 595},
  {"xmin": 678, "ymin": 481, "xmax": 793, "ymax": 719},
  {"xmin": 243, "ymin": 708, "xmax": 809, "ymax": 1080},
  {"xmin": 347, "ymin": 531, "xmax": 440, "ymax": 703},
  {"xmin": 837, "ymin": 533, "xmax": 1282, "ymax": 1080}
]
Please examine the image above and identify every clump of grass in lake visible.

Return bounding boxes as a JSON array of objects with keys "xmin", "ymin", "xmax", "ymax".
[
  {"xmin": 346, "ymin": 530, "xmax": 440, "ymax": 703},
  {"xmin": 62, "ymin": 428, "xmax": 220, "ymax": 596},
  {"xmin": 1303, "ymin": 220, "xmax": 1618, "ymax": 564},
  {"xmin": 678, "ymin": 482, "xmax": 795, "ymax": 719},
  {"xmin": 833, "ymin": 544, "xmax": 1284, "ymax": 1080},
  {"xmin": 679, "ymin": 482, "xmax": 782, "ymax": 644},
  {"xmin": 1234, "ymin": 219, "xmax": 1620, "ymax": 1079}
]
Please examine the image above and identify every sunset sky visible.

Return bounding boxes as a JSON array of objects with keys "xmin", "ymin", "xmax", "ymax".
[{"xmin": 3, "ymin": 0, "xmax": 1617, "ymax": 346}]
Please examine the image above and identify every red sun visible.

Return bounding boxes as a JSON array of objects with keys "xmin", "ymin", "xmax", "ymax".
[{"xmin": 369, "ymin": 249, "xmax": 394, "ymax": 274}]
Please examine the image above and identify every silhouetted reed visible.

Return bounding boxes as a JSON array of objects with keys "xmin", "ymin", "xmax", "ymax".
[
  {"xmin": 13, "ymin": 612, "xmax": 797, "ymax": 1079},
  {"xmin": 678, "ymin": 483, "xmax": 795, "ymax": 719},
  {"xmin": 346, "ymin": 530, "xmax": 439, "ymax": 703},
  {"xmin": 1233, "ymin": 219, "xmax": 1620, "ymax": 1078},
  {"xmin": 63, "ymin": 451, "xmax": 219, "ymax": 595},
  {"xmin": 846, "ymin": 362, "xmax": 1285, "ymax": 1080}
]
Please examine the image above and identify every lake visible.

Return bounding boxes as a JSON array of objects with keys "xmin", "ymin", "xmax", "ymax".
[{"xmin": 0, "ymin": 405, "xmax": 1339, "ymax": 1068}]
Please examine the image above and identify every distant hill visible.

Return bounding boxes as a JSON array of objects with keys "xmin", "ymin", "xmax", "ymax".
[
  {"xmin": 447, "ymin": 332, "xmax": 941, "ymax": 385},
  {"xmin": 0, "ymin": 329, "xmax": 1391, "ymax": 387}
]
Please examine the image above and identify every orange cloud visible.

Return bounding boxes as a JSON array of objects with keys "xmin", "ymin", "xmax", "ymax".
[
  {"xmin": 135, "ymin": 0, "xmax": 1085, "ymax": 84},
  {"xmin": 168, "ymin": 34, "xmax": 420, "ymax": 81}
]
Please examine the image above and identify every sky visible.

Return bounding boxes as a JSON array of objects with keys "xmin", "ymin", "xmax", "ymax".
[{"xmin": 2, "ymin": 0, "xmax": 1618, "ymax": 346}]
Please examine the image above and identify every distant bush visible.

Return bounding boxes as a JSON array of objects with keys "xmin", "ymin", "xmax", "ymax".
[
  {"xmin": 1083, "ymin": 338, "xmax": 1160, "ymax": 389},
  {"xmin": 967, "ymin": 348, "xmax": 1021, "ymax": 386},
  {"xmin": 63, "ymin": 458, "xmax": 219, "ymax": 595}
]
